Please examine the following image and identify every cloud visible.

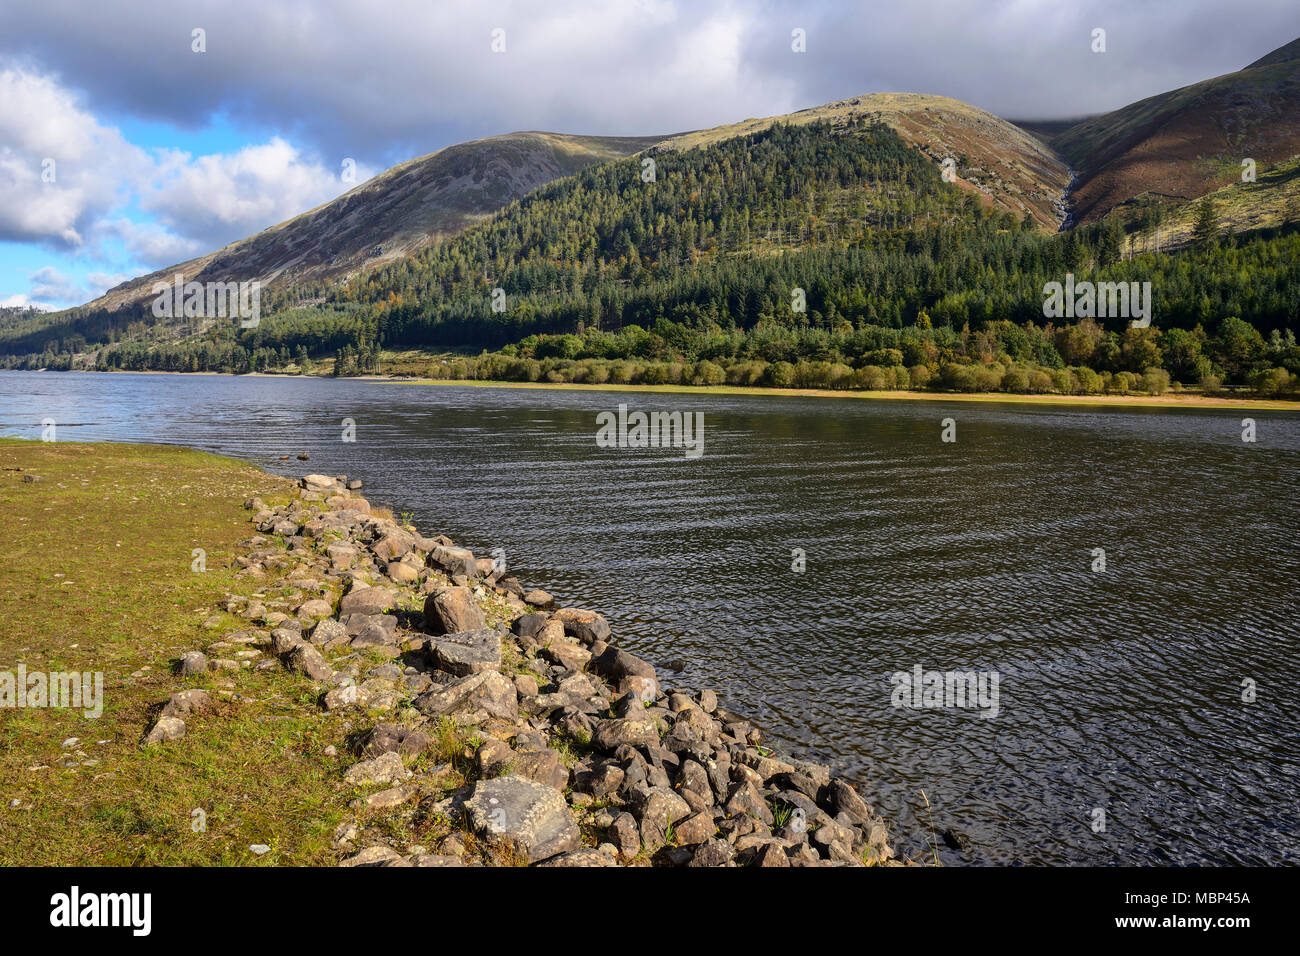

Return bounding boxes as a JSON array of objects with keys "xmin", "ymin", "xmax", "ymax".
[
  {"xmin": 0, "ymin": 64, "xmax": 371, "ymax": 277},
  {"xmin": 140, "ymin": 138, "xmax": 369, "ymax": 250},
  {"xmin": 0, "ymin": 66, "xmax": 148, "ymax": 247},
  {"xmin": 26, "ymin": 265, "xmax": 88, "ymax": 304},
  {"xmin": 0, "ymin": 0, "xmax": 1295, "ymax": 167}
]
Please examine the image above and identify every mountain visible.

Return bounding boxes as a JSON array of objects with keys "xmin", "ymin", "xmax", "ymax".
[
  {"xmin": 655, "ymin": 92, "xmax": 1072, "ymax": 230},
  {"xmin": 83, "ymin": 132, "xmax": 667, "ymax": 313},
  {"xmin": 80, "ymin": 93, "xmax": 1069, "ymax": 318},
  {"xmin": 1053, "ymin": 37, "xmax": 1300, "ymax": 224}
]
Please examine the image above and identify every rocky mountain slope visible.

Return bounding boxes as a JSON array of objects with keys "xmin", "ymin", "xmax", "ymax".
[
  {"xmin": 1053, "ymin": 37, "xmax": 1300, "ymax": 223},
  {"xmin": 83, "ymin": 132, "xmax": 667, "ymax": 313}
]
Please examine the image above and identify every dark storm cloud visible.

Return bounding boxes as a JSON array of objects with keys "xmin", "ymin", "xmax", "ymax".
[{"xmin": 1, "ymin": 0, "xmax": 1296, "ymax": 167}]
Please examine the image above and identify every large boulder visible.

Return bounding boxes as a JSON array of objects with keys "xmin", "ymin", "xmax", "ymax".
[
  {"xmin": 553, "ymin": 608, "xmax": 611, "ymax": 645},
  {"xmin": 429, "ymin": 544, "xmax": 477, "ymax": 579},
  {"xmin": 424, "ymin": 587, "xmax": 485, "ymax": 634},
  {"xmin": 413, "ymin": 671, "xmax": 517, "ymax": 722},
  {"xmin": 301, "ymin": 474, "xmax": 341, "ymax": 494},
  {"xmin": 464, "ymin": 776, "xmax": 580, "ymax": 863},
  {"xmin": 592, "ymin": 716, "xmax": 660, "ymax": 751},
  {"xmin": 284, "ymin": 643, "xmax": 334, "ymax": 681},
  {"xmin": 339, "ymin": 586, "xmax": 397, "ymax": 617},
  {"xmin": 429, "ymin": 628, "xmax": 501, "ymax": 676}
]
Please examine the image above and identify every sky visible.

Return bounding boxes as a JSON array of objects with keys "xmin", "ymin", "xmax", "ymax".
[{"xmin": 1, "ymin": 0, "xmax": 1296, "ymax": 309}]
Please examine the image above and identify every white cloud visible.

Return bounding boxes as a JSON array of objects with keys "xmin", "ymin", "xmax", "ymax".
[
  {"xmin": 139, "ymin": 138, "xmax": 370, "ymax": 250},
  {"xmin": 0, "ymin": 67, "xmax": 148, "ymax": 247},
  {"xmin": 26, "ymin": 265, "xmax": 87, "ymax": 304}
]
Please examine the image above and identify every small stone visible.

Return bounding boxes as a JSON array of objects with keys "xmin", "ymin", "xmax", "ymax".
[
  {"xmin": 250, "ymin": 844, "xmax": 271, "ymax": 855},
  {"xmin": 143, "ymin": 716, "xmax": 186, "ymax": 746},
  {"xmin": 343, "ymin": 751, "xmax": 409, "ymax": 786}
]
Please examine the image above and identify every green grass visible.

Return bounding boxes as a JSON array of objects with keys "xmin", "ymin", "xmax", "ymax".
[{"xmin": 0, "ymin": 438, "xmax": 356, "ymax": 864}]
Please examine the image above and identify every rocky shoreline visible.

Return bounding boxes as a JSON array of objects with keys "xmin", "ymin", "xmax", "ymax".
[{"xmin": 146, "ymin": 471, "xmax": 900, "ymax": 867}]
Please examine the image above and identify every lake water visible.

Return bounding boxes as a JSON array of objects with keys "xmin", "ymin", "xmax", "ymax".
[{"xmin": 2, "ymin": 369, "xmax": 1297, "ymax": 865}]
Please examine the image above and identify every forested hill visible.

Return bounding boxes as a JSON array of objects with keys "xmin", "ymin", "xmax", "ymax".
[
  {"xmin": 344, "ymin": 118, "xmax": 966, "ymax": 349},
  {"xmin": 6, "ymin": 117, "xmax": 1300, "ymax": 396}
]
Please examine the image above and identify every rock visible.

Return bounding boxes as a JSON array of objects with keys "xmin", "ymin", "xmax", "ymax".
[
  {"xmin": 365, "ymin": 786, "xmax": 419, "ymax": 809},
  {"xmin": 724, "ymin": 781, "xmax": 775, "ymax": 826},
  {"xmin": 826, "ymin": 778, "xmax": 874, "ymax": 826},
  {"xmin": 339, "ymin": 586, "xmax": 396, "ymax": 617},
  {"xmin": 590, "ymin": 646, "xmax": 657, "ymax": 686},
  {"xmin": 574, "ymin": 762, "xmax": 625, "ymax": 800},
  {"xmin": 514, "ymin": 674, "xmax": 539, "ymax": 697},
  {"xmin": 339, "ymin": 845, "xmax": 402, "ymax": 867},
  {"xmin": 326, "ymin": 543, "xmax": 357, "ymax": 570},
  {"xmin": 423, "ymin": 587, "xmax": 485, "ymax": 634},
  {"xmin": 284, "ymin": 643, "xmax": 334, "ymax": 681},
  {"xmin": 310, "ymin": 618, "xmax": 348, "ymax": 646},
  {"xmin": 673, "ymin": 810, "xmax": 717, "ymax": 846},
  {"xmin": 486, "ymin": 749, "xmax": 569, "ymax": 791},
  {"xmin": 553, "ymin": 607, "xmax": 612, "ymax": 644},
  {"xmin": 360, "ymin": 723, "xmax": 433, "ymax": 759},
  {"xmin": 346, "ymin": 614, "xmax": 399, "ymax": 647},
  {"xmin": 296, "ymin": 598, "xmax": 334, "ymax": 621},
  {"xmin": 270, "ymin": 627, "xmax": 305, "ymax": 655},
  {"xmin": 413, "ymin": 671, "xmax": 518, "ymax": 722},
  {"xmin": 592, "ymin": 716, "xmax": 660, "ymax": 751},
  {"xmin": 178, "ymin": 651, "xmax": 207, "ymax": 676},
  {"xmin": 374, "ymin": 531, "xmax": 416, "ymax": 563},
  {"xmin": 539, "ymin": 639, "xmax": 591, "ymax": 673},
  {"xmin": 160, "ymin": 689, "xmax": 211, "ymax": 719},
  {"xmin": 343, "ymin": 751, "xmax": 409, "ymax": 786},
  {"xmin": 302, "ymin": 474, "xmax": 339, "ymax": 492},
  {"xmin": 428, "ymin": 628, "xmax": 501, "ymax": 676},
  {"xmin": 326, "ymin": 495, "xmax": 370, "ymax": 513},
  {"xmin": 143, "ymin": 716, "xmax": 186, "ymax": 745},
  {"xmin": 609, "ymin": 811, "xmax": 641, "ymax": 857},
  {"xmin": 511, "ymin": 613, "xmax": 549, "ymax": 640},
  {"xmin": 538, "ymin": 846, "xmax": 618, "ymax": 867},
  {"xmin": 429, "ymin": 544, "xmax": 477, "ymax": 578},
  {"xmin": 697, "ymin": 689, "xmax": 718, "ymax": 713},
  {"xmin": 523, "ymin": 589, "xmax": 553, "ymax": 608},
  {"xmin": 387, "ymin": 561, "xmax": 420, "ymax": 584},
  {"xmin": 688, "ymin": 839, "xmax": 734, "ymax": 867},
  {"xmin": 249, "ymin": 844, "xmax": 271, "ymax": 856},
  {"xmin": 464, "ymin": 776, "xmax": 580, "ymax": 864},
  {"xmin": 324, "ymin": 684, "xmax": 365, "ymax": 710},
  {"xmin": 753, "ymin": 842, "xmax": 791, "ymax": 867},
  {"xmin": 629, "ymin": 786, "xmax": 692, "ymax": 834}
]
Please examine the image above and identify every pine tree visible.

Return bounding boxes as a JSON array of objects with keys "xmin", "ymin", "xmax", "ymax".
[{"xmin": 1192, "ymin": 196, "xmax": 1220, "ymax": 246}]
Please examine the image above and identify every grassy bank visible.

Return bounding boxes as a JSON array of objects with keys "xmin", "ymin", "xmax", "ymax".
[
  {"xmin": 380, "ymin": 375, "xmax": 1300, "ymax": 411},
  {"xmin": 0, "ymin": 439, "xmax": 353, "ymax": 865}
]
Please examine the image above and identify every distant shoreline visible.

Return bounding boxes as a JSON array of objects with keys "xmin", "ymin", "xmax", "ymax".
[{"xmin": 10, "ymin": 367, "xmax": 1298, "ymax": 411}]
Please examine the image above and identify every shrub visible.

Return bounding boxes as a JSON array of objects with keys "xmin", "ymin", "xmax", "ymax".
[
  {"xmin": 1141, "ymin": 367, "xmax": 1170, "ymax": 396},
  {"xmin": 764, "ymin": 361, "xmax": 795, "ymax": 387},
  {"xmin": 908, "ymin": 364, "xmax": 932, "ymax": 389},
  {"xmin": 1003, "ymin": 365, "xmax": 1030, "ymax": 393}
]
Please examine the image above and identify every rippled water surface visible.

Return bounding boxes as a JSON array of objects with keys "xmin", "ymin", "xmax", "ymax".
[{"xmin": 2, "ymin": 370, "xmax": 1297, "ymax": 865}]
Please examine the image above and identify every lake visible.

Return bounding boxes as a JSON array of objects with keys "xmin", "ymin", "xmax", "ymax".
[{"xmin": 1, "ymin": 369, "xmax": 1297, "ymax": 865}]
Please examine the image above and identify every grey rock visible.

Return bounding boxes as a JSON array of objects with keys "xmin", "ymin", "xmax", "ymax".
[
  {"xmin": 429, "ymin": 628, "xmax": 501, "ymax": 676},
  {"xmin": 423, "ymin": 587, "xmax": 485, "ymax": 635},
  {"xmin": 413, "ymin": 671, "xmax": 517, "ymax": 722},
  {"xmin": 464, "ymin": 775, "xmax": 580, "ymax": 864}
]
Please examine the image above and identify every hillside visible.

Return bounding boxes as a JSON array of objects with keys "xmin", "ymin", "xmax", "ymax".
[
  {"xmin": 1054, "ymin": 37, "xmax": 1300, "ymax": 224},
  {"xmin": 81, "ymin": 132, "xmax": 667, "ymax": 313},
  {"xmin": 656, "ymin": 92, "xmax": 1073, "ymax": 230}
]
